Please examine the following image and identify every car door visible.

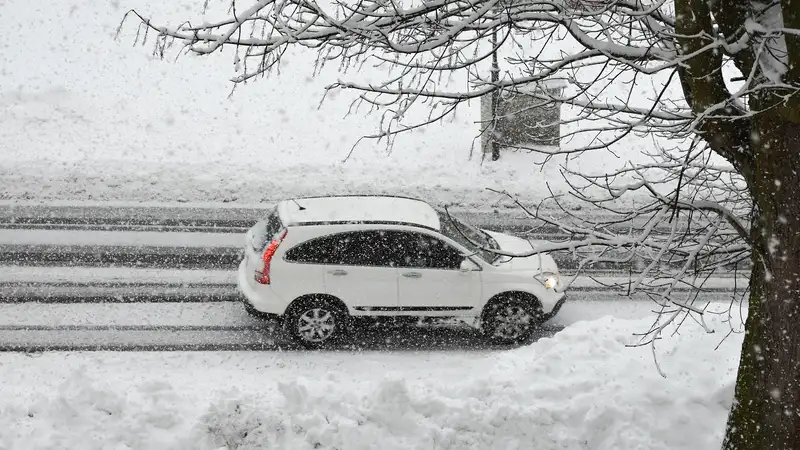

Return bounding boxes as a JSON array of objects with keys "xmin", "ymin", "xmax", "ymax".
[
  {"xmin": 392, "ymin": 230, "xmax": 482, "ymax": 312},
  {"xmin": 318, "ymin": 230, "xmax": 400, "ymax": 312}
]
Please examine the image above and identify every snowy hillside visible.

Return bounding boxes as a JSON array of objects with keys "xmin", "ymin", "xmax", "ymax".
[{"xmin": 0, "ymin": 0, "xmax": 676, "ymax": 207}]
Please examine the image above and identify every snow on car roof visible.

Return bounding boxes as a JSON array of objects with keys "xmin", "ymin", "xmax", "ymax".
[{"xmin": 277, "ymin": 195, "xmax": 441, "ymax": 230}]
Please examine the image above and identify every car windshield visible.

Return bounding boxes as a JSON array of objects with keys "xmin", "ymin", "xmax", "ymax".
[{"xmin": 435, "ymin": 209, "xmax": 501, "ymax": 263}]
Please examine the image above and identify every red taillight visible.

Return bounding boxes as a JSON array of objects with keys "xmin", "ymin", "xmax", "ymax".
[{"xmin": 255, "ymin": 230, "xmax": 287, "ymax": 284}]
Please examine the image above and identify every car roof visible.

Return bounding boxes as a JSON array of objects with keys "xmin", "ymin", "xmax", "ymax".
[{"xmin": 276, "ymin": 195, "xmax": 441, "ymax": 231}]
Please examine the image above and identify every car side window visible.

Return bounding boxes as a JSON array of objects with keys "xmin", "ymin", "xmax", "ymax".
[
  {"xmin": 336, "ymin": 230, "xmax": 397, "ymax": 267},
  {"xmin": 390, "ymin": 231, "xmax": 464, "ymax": 270},
  {"xmin": 284, "ymin": 230, "xmax": 399, "ymax": 267},
  {"xmin": 283, "ymin": 234, "xmax": 339, "ymax": 264}
]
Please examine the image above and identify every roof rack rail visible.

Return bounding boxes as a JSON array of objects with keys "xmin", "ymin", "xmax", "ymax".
[
  {"xmin": 285, "ymin": 220, "xmax": 437, "ymax": 232},
  {"xmin": 289, "ymin": 194, "xmax": 428, "ymax": 203}
]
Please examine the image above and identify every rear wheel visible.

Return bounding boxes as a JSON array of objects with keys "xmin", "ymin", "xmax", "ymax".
[
  {"xmin": 284, "ymin": 298, "xmax": 348, "ymax": 349},
  {"xmin": 482, "ymin": 296, "xmax": 543, "ymax": 345}
]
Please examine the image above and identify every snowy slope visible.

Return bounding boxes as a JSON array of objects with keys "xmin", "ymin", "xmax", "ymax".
[
  {"xmin": 0, "ymin": 314, "xmax": 742, "ymax": 449},
  {"xmin": 0, "ymin": 0, "xmax": 679, "ymax": 207}
]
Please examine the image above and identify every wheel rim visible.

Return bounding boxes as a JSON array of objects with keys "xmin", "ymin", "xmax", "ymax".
[
  {"xmin": 492, "ymin": 305, "xmax": 534, "ymax": 340},
  {"xmin": 297, "ymin": 308, "xmax": 336, "ymax": 342}
]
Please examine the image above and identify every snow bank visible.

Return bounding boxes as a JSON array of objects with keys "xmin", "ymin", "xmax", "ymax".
[{"xmin": 0, "ymin": 314, "xmax": 743, "ymax": 449}]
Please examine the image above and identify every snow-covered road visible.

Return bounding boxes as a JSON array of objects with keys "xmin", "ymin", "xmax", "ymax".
[
  {"xmin": 0, "ymin": 295, "xmax": 742, "ymax": 351},
  {"xmin": 0, "ymin": 207, "xmax": 748, "ymax": 352}
]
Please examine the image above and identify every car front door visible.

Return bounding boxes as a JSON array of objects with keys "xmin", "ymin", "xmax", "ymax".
[
  {"xmin": 391, "ymin": 231, "xmax": 482, "ymax": 312},
  {"xmin": 316, "ymin": 230, "xmax": 400, "ymax": 311}
]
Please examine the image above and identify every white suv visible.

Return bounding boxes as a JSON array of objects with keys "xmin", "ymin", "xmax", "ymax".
[{"xmin": 237, "ymin": 195, "xmax": 567, "ymax": 348}]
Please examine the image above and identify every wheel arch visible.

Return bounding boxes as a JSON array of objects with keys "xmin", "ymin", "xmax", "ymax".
[
  {"xmin": 480, "ymin": 290, "xmax": 543, "ymax": 322},
  {"xmin": 284, "ymin": 293, "xmax": 349, "ymax": 316}
]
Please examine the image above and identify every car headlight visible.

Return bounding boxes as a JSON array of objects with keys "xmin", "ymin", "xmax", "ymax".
[{"xmin": 539, "ymin": 272, "xmax": 560, "ymax": 290}]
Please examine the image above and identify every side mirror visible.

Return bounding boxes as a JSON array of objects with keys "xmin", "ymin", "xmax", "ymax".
[{"xmin": 460, "ymin": 258, "xmax": 480, "ymax": 272}]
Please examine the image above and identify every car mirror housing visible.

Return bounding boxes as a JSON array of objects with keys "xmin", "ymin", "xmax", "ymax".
[{"xmin": 460, "ymin": 258, "xmax": 480, "ymax": 272}]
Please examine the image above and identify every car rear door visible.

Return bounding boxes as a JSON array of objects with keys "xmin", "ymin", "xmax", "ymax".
[
  {"xmin": 293, "ymin": 230, "xmax": 400, "ymax": 312},
  {"xmin": 392, "ymin": 230, "xmax": 482, "ymax": 313}
]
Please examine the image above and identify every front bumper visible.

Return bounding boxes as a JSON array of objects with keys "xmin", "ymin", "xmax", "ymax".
[{"xmin": 541, "ymin": 294, "xmax": 567, "ymax": 322}]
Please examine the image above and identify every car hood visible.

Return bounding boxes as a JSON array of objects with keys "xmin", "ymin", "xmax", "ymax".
[{"xmin": 482, "ymin": 229, "xmax": 559, "ymax": 274}]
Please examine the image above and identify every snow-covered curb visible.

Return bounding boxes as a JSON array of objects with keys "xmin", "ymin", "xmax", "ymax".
[{"xmin": 0, "ymin": 156, "xmax": 642, "ymax": 211}]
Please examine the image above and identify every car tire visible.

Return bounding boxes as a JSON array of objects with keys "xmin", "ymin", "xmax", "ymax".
[
  {"xmin": 283, "ymin": 297, "xmax": 348, "ymax": 349},
  {"xmin": 482, "ymin": 296, "xmax": 544, "ymax": 345}
]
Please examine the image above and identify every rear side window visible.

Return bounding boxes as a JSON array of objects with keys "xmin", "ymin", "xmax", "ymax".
[
  {"xmin": 284, "ymin": 230, "xmax": 400, "ymax": 267},
  {"xmin": 250, "ymin": 208, "xmax": 283, "ymax": 251},
  {"xmin": 284, "ymin": 234, "xmax": 339, "ymax": 264}
]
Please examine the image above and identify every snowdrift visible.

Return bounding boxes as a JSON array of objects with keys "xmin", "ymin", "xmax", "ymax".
[{"xmin": 0, "ymin": 314, "xmax": 742, "ymax": 449}]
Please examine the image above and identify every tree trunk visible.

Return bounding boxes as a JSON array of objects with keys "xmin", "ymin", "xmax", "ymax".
[
  {"xmin": 722, "ymin": 118, "xmax": 800, "ymax": 449},
  {"xmin": 490, "ymin": 25, "xmax": 500, "ymax": 162}
]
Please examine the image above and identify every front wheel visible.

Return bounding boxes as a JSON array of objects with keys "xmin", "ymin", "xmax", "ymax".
[
  {"xmin": 284, "ymin": 299, "xmax": 348, "ymax": 349},
  {"xmin": 482, "ymin": 298, "xmax": 543, "ymax": 345}
]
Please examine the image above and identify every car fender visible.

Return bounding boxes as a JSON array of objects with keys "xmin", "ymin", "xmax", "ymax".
[{"xmin": 479, "ymin": 278, "xmax": 564, "ymax": 315}]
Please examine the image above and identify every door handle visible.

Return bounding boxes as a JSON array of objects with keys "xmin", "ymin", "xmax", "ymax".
[
  {"xmin": 402, "ymin": 272, "xmax": 422, "ymax": 278},
  {"xmin": 328, "ymin": 269, "xmax": 348, "ymax": 276}
]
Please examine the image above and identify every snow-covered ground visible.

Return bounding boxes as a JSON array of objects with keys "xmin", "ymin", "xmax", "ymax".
[
  {"xmin": 0, "ymin": 1, "xmax": 748, "ymax": 448},
  {"xmin": 0, "ymin": 0, "xmax": 666, "ymax": 208},
  {"xmin": 0, "ymin": 313, "xmax": 743, "ymax": 450}
]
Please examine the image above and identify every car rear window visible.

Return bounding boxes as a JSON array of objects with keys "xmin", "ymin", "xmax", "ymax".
[{"xmin": 250, "ymin": 208, "xmax": 283, "ymax": 251}]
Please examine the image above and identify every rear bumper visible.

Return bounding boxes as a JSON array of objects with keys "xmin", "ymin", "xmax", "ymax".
[{"xmin": 237, "ymin": 260, "xmax": 287, "ymax": 316}]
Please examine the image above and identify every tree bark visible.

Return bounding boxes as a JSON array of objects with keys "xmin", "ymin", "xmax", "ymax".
[{"xmin": 722, "ymin": 117, "xmax": 800, "ymax": 449}]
